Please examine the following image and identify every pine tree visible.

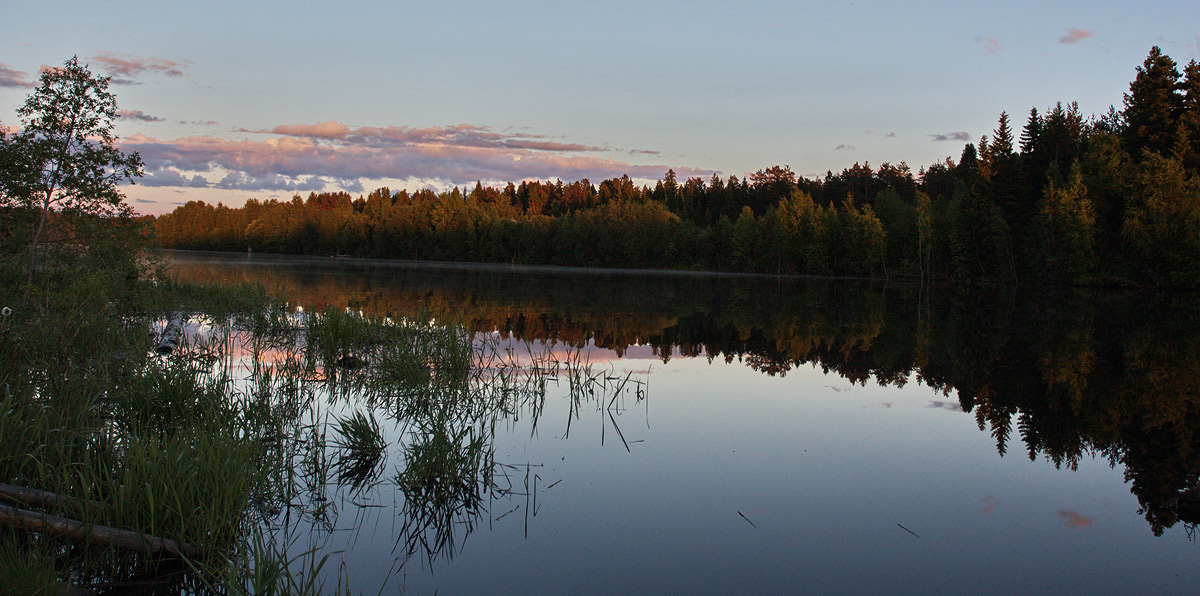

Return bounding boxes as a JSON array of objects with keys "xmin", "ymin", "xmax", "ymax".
[
  {"xmin": 992, "ymin": 111, "xmax": 1015, "ymax": 156},
  {"xmin": 990, "ymin": 112, "xmax": 1024, "ymax": 234},
  {"xmin": 1179, "ymin": 59, "xmax": 1200, "ymax": 174},
  {"xmin": 1123, "ymin": 46, "xmax": 1183, "ymax": 158},
  {"xmin": 1019, "ymin": 108, "xmax": 1049, "ymax": 200},
  {"xmin": 1041, "ymin": 102, "xmax": 1085, "ymax": 183},
  {"xmin": 957, "ymin": 142, "xmax": 980, "ymax": 186},
  {"xmin": 1019, "ymin": 107, "xmax": 1041, "ymax": 155}
]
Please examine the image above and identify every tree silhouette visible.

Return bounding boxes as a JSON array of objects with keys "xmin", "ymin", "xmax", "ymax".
[
  {"xmin": 1, "ymin": 56, "xmax": 143, "ymax": 283},
  {"xmin": 1123, "ymin": 46, "xmax": 1183, "ymax": 158}
]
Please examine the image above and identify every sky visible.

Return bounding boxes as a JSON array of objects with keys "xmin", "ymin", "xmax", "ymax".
[{"xmin": 2, "ymin": 1, "xmax": 1198, "ymax": 215}]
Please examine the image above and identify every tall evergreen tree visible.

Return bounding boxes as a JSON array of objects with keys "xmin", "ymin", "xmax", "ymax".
[
  {"xmin": 989, "ymin": 112, "xmax": 1025, "ymax": 235},
  {"xmin": 992, "ymin": 111, "xmax": 1015, "ymax": 156},
  {"xmin": 1019, "ymin": 108, "xmax": 1050, "ymax": 199},
  {"xmin": 1041, "ymin": 102, "xmax": 1085, "ymax": 183},
  {"xmin": 1123, "ymin": 46, "xmax": 1183, "ymax": 158},
  {"xmin": 1179, "ymin": 59, "xmax": 1200, "ymax": 174},
  {"xmin": 1019, "ymin": 107, "xmax": 1042, "ymax": 155}
]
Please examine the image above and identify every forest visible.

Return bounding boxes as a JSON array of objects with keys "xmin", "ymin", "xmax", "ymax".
[{"xmin": 155, "ymin": 47, "xmax": 1200, "ymax": 287}]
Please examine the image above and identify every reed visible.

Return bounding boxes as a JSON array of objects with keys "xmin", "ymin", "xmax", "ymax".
[
  {"xmin": 2, "ymin": 253, "xmax": 650, "ymax": 593},
  {"xmin": 0, "ymin": 534, "xmax": 58, "ymax": 596},
  {"xmin": 332, "ymin": 410, "xmax": 388, "ymax": 492},
  {"xmin": 0, "ymin": 269, "xmax": 338, "ymax": 594}
]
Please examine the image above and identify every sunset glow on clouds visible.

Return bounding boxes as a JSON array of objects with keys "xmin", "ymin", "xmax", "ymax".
[
  {"xmin": 89, "ymin": 52, "xmax": 189, "ymax": 84},
  {"xmin": 123, "ymin": 123, "xmax": 714, "ymax": 196},
  {"xmin": 3, "ymin": 1, "xmax": 1197, "ymax": 213},
  {"xmin": 1057, "ymin": 509, "xmax": 1096, "ymax": 529},
  {"xmin": 0, "ymin": 63, "xmax": 33, "ymax": 88},
  {"xmin": 1059, "ymin": 28, "xmax": 1096, "ymax": 45}
]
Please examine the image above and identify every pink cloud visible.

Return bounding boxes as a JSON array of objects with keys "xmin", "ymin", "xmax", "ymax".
[
  {"xmin": 1056, "ymin": 509, "xmax": 1094, "ymax": 528},
  {"xmin": 981, "ymin": 496, "xmax": 997, "ymax": 514},
  {"xmin": 121, "ymin": 124, "xmax": 714, "ymax": 193},
  {"xmin": 0, "ymin": 63, "xmax": 33, "ymax": 88},
  {"xmin": 90, "ymin": 52, "xmax": 189, "ymax": 83},
  {"xmin": 1059, "ymin": 28, "xmax": 1094, "ymax": 44},
  {"xmin": 118, "ymin": 109, "xmax": 165, "ymax": 122},
  {"xmin": 270, "ymin": 121, "xmax": 352, "ymax": 139},
  {"xmin": 268, "ymin": 121, "xmax": 602, "ymax": 153}
]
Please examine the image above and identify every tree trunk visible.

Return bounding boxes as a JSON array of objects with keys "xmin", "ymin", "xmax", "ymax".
[{"xmin": 27, "ymin": 192, "xmax": 51, "ymax": 284}]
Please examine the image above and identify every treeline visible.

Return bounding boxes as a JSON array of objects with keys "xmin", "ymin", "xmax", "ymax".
[{"xmin": 156, "ymin": 47, "xmax": 1200, "ymax": 286}]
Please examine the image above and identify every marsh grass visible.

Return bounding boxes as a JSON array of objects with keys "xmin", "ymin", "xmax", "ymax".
[
  {"xmin": 1, "ymin": 256, "xmax": 648, "ymax": 593},
  {"xmin": 194, "ymin": 526, "xmax": 352, "ymax": 596},
  {"xmin": 0, "ymin": 534, "xmax": 58, "ymax": 596},
  {"xmin": 304, "ymin": 307, "xmax": 387, "ymax": 380},
  {"xmin": 396, "ymin": 423, "xmax": 491, "ymax": 563},
  {"xmin": 332, "ymin": 410, "xmax": 388, "ymax": 492},
  {"xmin": 0, "ymin": 270, "xmax": 342, "ymax": 593}
]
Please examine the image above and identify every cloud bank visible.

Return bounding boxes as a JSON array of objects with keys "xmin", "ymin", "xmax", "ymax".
[{"xmin": 122, "ymin": 121, "xmax": 713, "ymax": 194}]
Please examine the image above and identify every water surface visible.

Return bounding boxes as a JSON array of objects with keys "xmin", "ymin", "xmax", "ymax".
[{"xmin": 166, "ymin": 250, "xmax": 1200, "ymax": 595}]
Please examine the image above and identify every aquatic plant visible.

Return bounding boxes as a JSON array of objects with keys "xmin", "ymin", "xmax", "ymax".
[{"xmin": 331, "ymin": 410, "xmax": 388, "ymax": 492}]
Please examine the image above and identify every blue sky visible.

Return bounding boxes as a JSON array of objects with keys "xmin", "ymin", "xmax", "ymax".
[{"xmin": 2, "ymin": 1, "xmax": 1197, "ymax": 214}]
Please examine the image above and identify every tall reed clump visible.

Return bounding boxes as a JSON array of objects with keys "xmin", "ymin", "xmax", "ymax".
[
  {"xmin": 332, "ymin": 410, "xmax": 388, "ymax": 492},
  {"xmin": 0, "ymin": 265, "xmax": 347, "ymax": 593},
  {"xmin": 304, "ymin": 307, "xmax": 381, "ymax": 375},
  {"xmin": 97, "ymin": 362, "xmax": 283, "ymax": 553}
]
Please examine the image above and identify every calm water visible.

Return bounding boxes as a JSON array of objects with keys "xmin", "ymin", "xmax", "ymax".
[{"xmin": 166, "ymin": 250, "xmax": 1200, "ymax": 595}]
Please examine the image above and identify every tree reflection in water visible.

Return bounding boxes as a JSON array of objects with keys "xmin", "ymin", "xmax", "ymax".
[{"xmin": 171, "ymin": 252, "xmax": 1200, "ymax": 538}]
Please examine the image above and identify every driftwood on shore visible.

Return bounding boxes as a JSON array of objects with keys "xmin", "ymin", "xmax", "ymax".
[{"xmin": 0, "ymin": 483, "xmax": 201, "ymax": 559}]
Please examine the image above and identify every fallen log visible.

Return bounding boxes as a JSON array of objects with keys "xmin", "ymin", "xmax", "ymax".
[
  {"xmin": 0, "ymin": 482, "xmax": 105, "ymax": 518},
  {"xmin": 155, "ymin": 313, "xmax": 185, "ymax": 354},
  {"xmin": 0, "ymin": 503, "xmax": 200, "ymax": 559}
]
